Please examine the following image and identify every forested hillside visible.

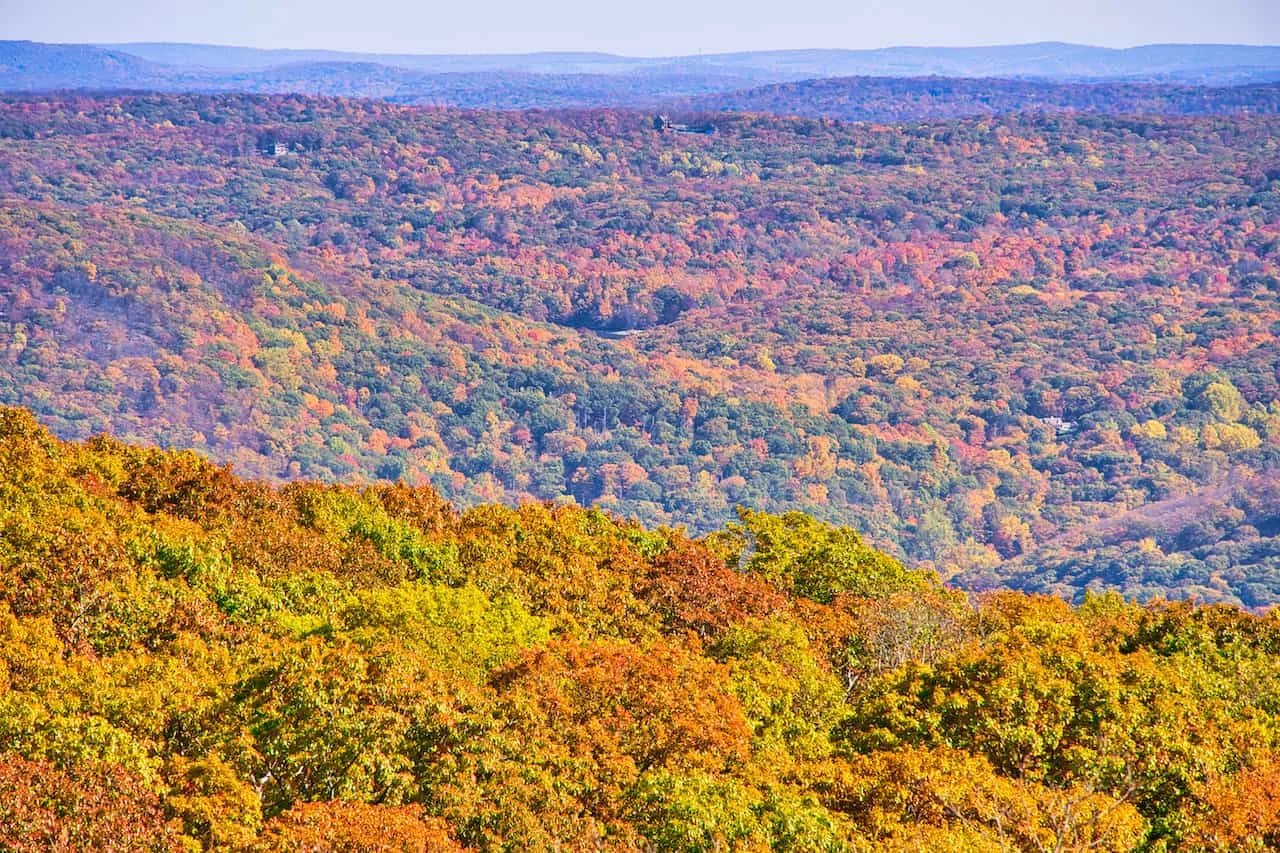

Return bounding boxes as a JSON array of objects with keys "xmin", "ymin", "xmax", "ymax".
[
  {"xmin": 2, "ymin": 93, "xmax": 1279, "ymax": 605},
  {"xmin": 5, "ymin": 410, "xmax": 1280, "ymax": 851},
  {"xmin": 681, "ymin": 76, "xmax": 1280, "ymax": 121}
]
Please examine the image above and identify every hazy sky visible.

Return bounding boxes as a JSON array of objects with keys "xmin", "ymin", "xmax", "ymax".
[{"xmin": 2, "ymin": 0, "xmax": 1278, "ymax": 55}]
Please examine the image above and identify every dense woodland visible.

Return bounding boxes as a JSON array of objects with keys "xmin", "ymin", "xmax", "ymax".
[
  {"xmin": 1, "ymin": 93, "xmax": 1279, "ymax": 607},
  {"xmin": 8, "ymin": 410, "xmax": 1280, "ymax": 851},
  {"xmin": 682, "ymin": 77, "xmax": 1280, "ymax": 121}
]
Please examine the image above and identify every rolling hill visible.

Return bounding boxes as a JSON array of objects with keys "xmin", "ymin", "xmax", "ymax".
[
  {"xmin": 678, "ymin": 75, "xmax": 1280, "ymax": 121},
  {"xmin": 2, "ymin": 92, "xmax": 1279, "ymax": 606}
]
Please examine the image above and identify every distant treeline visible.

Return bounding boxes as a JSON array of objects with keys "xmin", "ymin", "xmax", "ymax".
[{"xmin": 674, "ymin": 76, "xmax": 1280, "ymax": 121}]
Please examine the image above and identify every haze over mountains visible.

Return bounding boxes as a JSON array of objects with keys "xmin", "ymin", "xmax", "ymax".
[
  {"xmin": 91, "ymin": 40, "xmax": 1280, "ymax": 80},
  {"xmin": 4, "ymin": 39, "xmax": 1280, "ymax": 112}
]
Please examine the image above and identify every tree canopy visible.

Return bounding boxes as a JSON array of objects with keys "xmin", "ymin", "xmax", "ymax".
[{"xmin": 2, "ymin": 410, "xmax": 1280, "ymax": 850}]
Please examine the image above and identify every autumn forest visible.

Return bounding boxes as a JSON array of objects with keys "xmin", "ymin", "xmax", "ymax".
[
  {"xmin": 0, "ymin": 52, "xmax": 1279, "ymax": 853},
  {"xmin": 2, "ymin": 93, "xmax": 1278, "ymax": 605},
  {"xmin": 6, "ymin": 409, "xmax": 1280, "ymax": 851}
]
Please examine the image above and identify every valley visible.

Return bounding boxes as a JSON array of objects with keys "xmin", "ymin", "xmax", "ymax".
[{"xmin": 2, "ymin": 93, "xmax": 1277, "ymax": 604}]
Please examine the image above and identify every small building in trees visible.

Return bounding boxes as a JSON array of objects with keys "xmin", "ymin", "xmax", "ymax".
[{"xmin": 652, "ymin": 114, "xmax": 718, "ymax": 135}]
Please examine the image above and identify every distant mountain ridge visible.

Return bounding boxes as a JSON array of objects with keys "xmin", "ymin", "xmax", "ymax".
[
  {"xmin": 96, "ymin": 42, "xmax": 652, "ymax": 74},
  {"xmin": 0, "ymin": 40, "xmax": 166, "ymax": 86},
  {"xmin": 95, "ymin": 40, "xmax": 1280, "ymax": 82},
  {"xmin": 2, "ymin": 39, "xmax": 1280, "ymax": 111}
]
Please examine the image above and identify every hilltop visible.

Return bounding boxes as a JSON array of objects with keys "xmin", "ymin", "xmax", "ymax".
[{"xmin": 2, "ymin": 409, "xmax": 1280, "ymax": 849}]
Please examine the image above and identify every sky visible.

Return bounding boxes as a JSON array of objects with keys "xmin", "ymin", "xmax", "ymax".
[{"xmin": 1, "ymin": 0, "xmax": 1278, "ymax": 56}]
